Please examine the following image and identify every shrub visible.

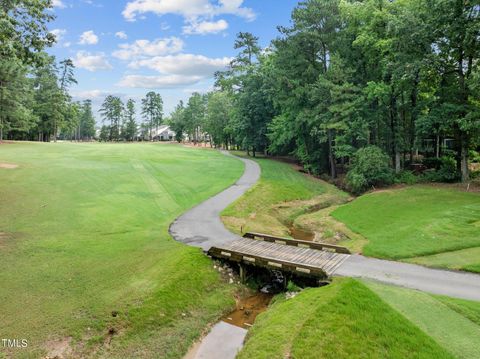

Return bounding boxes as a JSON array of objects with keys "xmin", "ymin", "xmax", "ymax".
[
  {"xmin": 346, "ymin": 146, "xmax": 393, "ymax": 194},
  {"xmin": 470, "ymin": 150, "xmax": 480, "ymax": 163},
  {"xmin": 395, "ymin": 170, "xmax": 419, "ymax": 185},
  {"xmin": 423, "ymin": 156, "xmax": 459, "ymax": 182},
  {"xmin": 422, "ymin": 157, "xmax": 442, "ymax": 170}
]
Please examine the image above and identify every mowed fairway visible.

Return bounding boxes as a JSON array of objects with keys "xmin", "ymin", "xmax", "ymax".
[
  {"xmin": 0, "ymin": 142, "xmax": 243, "ymax": 358},
  {"xmin": 332, "ymin": 186, "xmax": 480, "ymax": 271}
]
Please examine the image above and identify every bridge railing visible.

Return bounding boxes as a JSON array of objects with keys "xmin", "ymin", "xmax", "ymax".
[
  {"xmin": 242, "ymin": 232, "xmax": 351, "ymax": 254},
  {"xmin": 207, "ymin": 246, "xmax": 327, "ymax": 278}
]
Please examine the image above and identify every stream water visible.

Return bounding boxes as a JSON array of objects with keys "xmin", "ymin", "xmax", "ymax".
[
  {"xmin": 289, "ymin": 226, "xmax": 315, "ymax": 241},
  {"xmin": 222, "ymin": 292, "xmax": 273, "ymax": 329}
]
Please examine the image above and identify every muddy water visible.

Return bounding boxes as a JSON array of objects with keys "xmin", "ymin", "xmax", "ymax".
[
  {"xmin": 222, "ymin": 293, "xmax": 273, "ymax": 329},
  {"xmin": 289, "ymin": 226, "xmax": 315, "ymax": 241}
]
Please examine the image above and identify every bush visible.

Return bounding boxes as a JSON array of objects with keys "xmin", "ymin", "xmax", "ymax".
[
  {"xmin": 423, "ymin": 156, "xmax": 459, "ymax": 182},
  {"xmin": 422, "ymin": 157, "xmax": 442, "ymax": 170},
  {"xmin": 395, "ymin": 170, "xmax": 419, "ymax": 185},
  {"xmin": 346, "ymin": 146, "xmax": 393, "ymax": 194},
  {"xmin": 470, "ymin": 150, "xmax": 480, "ymax": 163}
]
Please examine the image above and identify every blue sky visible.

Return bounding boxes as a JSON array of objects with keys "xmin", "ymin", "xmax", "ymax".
[{"xmin": 48, "ymin": 0, "xmax": 299, "ymax": 119}]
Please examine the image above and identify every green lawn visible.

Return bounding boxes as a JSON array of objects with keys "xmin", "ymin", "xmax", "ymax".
[
  {"xmin": 0, "ymin": 142, "xmax": 243, "ymax": 358},
  {"xmin": 238, "ymin": 279, "xmax": 454, "ymax": 359},
  {"xmin": 332, "ymin": 186, "xmax": 480, "ymax": 269},
  {"xmin": 365, "ymin": 281, "xmax": 480, "ymax": 359}
]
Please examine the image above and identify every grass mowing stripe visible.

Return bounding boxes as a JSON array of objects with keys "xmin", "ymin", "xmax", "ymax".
[
  {"xmin": 332, "ymin": 186, "xmax": 480, "ymax": 262},
  {"xmin": 0, "ymin": 142, "xmax": 243, "ymax": 358},
  {"xmin": 238, "ymin": 279, "xmax": 452, "ymax": 359},
  {"xmin": 237, "ymin": 282, "xmax": 342, "ymax": 359},
  {"xmin": 365, "ymin": 280, "xmax": 480, "ymax": 359},
  {"xmin": 434, "ymin": 295, "xmax": 480, "ymax": 327},
  {"xmin": 290, "ymin": 280, "xmax": 452, "ymax": 359},
  {"xmin": 406, "ymin": 247, "xmax": 480, "ymax": 273}
]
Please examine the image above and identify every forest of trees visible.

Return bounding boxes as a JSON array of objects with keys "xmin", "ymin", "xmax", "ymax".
[
  {"xmin": 2, "ymin": 0, "xmax": 479, "ymax": 192},
  {"xmin": 170, "ymin": 0, "xmax": 480, "ymax": 189},
  {"xmin": 97, "ymin": 91, "xmax": 164, "ymax": 142},
  {"xmin": 0, "ymin": 1, "xmax": 95, "ymax": 142}
]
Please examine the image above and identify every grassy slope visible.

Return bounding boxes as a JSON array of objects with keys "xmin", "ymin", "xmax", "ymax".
[
  {"xmin": 0, "ymin": 142, "xmax": 243, "ymax": 358},
  {"xmin": 332, "ymin": 186, "xmax": 480, "ymax": 267},
  {"xmin": 238, "ymin": 279, "xmax": 453, "ymax": 359},
  {"xmin": 366, "ymin": 281, "xmax": 480, "ymax": 359},
  {"xmin": 222, "ymin": 153, "xmax": 350, "ymax": 241}
]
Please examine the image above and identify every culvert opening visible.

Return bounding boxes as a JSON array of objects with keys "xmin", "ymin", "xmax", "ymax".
[{"xmin": 215, "ymin": 260, "xmax": 330, "ymax": 329}]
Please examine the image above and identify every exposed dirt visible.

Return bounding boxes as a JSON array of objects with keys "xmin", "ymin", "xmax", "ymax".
[
  {"xmin": 222, "ymin": 293, "xmax": 273, "ymax": 329},
  {"xmin": 43, "ymin": 337, "xmax": 72, "ymax": 359},
  {"xmin": 289, "ymin": 226, "xmax": 315, "ymax": 241},
  {"xmin": 0, "ymin": 232, "xmax": 12, "ymax": 249},
  {"xmin": 0, "ymin": 163, "xmax": 18, "ymax": 169},
  {"xmin": 182, "ymin": 142, "xmax": 212, "ymax": 149}
]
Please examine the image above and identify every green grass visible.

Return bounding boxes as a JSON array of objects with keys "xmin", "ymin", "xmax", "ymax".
[
  {"xmin": 238, "ymin": 278, "xmax": 453, "ymax": 359},
  {"xmin": 0, "ymin": 142, "xmax": 243, "ymax": 358},
  {"xmin": 435, "ymin": 295, "xmax": 480, "ymax": 326},
  {"xmin": 406, "ymin": 247, "xmax": 480, "ymax": 273},
  {"xmin": 332, "ymin": 186, "xmax": 480, "ymax": 266},
  {"xmin": 222, "ymin": 153, "xmax": 349, "ymax": 239},
  {"xmin": 366, "ymin": 281, "xmax": 480, "ymax": 358}
]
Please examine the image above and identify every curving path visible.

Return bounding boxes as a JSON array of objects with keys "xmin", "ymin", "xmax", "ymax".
[
  {"xmin": 172, "ymin": 151, "xmax": 480, "ymax": 359},
  {"xmin": 170, "ymin": 151, "xmax": 260, "ymax": 251},
  {"xmin": 171, "ymin": 151, "xmax": 480, "ymax": 302}
]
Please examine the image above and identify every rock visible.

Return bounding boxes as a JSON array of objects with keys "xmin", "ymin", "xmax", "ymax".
[
  {"xmin": 285, "ymin": 291, "xmax": 298, "ymax": 300},
  {"xmin": 229, "ymin": 278, "xmax": 234, "ymax": 284}
]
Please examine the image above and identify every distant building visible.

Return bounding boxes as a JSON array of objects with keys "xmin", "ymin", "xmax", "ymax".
[{"xmin": 152, "ymin": 125, "xmax": 175, "ymax": 141}]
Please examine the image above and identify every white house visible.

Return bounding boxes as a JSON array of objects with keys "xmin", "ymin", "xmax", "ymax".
[{"xmin": 152, "ymin": 125, "xmax": 175, "ymax": 141}]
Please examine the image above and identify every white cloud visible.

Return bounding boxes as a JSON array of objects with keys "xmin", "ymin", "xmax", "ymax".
[
  {"xmin": 115, "ymin": 31, "xmax": 128, "ymax": 40},
  {"xmin": 78, "ymin": 30, "xmax": 99, "ymax": 45},
  {"xmin": 128, "ymin": 54, "xmax": 231, "ymax": 77},
  {"xmin": 117, "ymin": 74, "xmax": 204, "ymax": 89},
  {"xmin": 122, "ymin": 0, "xmax": 255, "ymax": 23},
  {"xmin": 73, "ymin": 51, "xmax": 112, "ymax": 71},
  {"xmin": 183, "ymin": 19, "xmax": 228, "ymax": 35},
  {"xmin": 112, "ymin": 37, "xmax": 184, "ymax": 60},
  {"xmin": 160, "ymin": 22, "xmax": 170, "ymax": 31},
  {"xmin": 51, "ymin": 28, "xmax": 66, "ymax": 42},
  {"xmin": 72, "ymin": 89, "xmax": 106, "ymax": 99},
  {"xmin": 118, "ymin": 54, "xmax": 231, "ymax": 89},
  {"xmin": 51, "ymin": 29, "xmax": 72, "ymax": 47},
  {"xmin": 52, "ymin": 0, "xmax": 66, "ymax": 8}
]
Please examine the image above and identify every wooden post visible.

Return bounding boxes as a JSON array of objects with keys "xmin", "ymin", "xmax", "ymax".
[{"xmin": 239, "ymin": 264, "xmax": 246, "ymax": 283}]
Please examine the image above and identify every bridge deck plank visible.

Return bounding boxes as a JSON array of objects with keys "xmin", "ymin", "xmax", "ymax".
[{"xmin": 214, "ymin": 238, "xmax": 350, "ymax": 276}]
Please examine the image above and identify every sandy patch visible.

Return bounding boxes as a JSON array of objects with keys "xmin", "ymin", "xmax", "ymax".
[
  {"xmin": 44, "ymin": 337, "xmax": 72, "ymax": 359},
  {"xmin": 0, "ymin": 163, "xmax": 18, "ymax": 169}
]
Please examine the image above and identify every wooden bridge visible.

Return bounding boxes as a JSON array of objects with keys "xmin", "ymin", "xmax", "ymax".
[{"xmin": 208, "ymin": 232, "xmax": 351, "ymax": 279}]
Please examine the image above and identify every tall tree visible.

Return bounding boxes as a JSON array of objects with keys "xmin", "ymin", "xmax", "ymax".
[
  {"xmin": 141, "ymin": 91, "xmax": 163, "ymax": 141},
  {"xmin": 79, "ymin": 100, "xmax": 95, "ymax": 140},
  {"xmin": 99, "ymin": 95, "xmax": 124, "ymax": 141},
  {"xmin": 33, "ymin": 57, "xmax": 66, "ymax": 142},
  {"xmin": 59, "ymin": 59, "xmax": 77, "ymax": 92},
  {"xmin": 168, "ymin": 100, "xmax": 186, "ymax": 142},
  {"xmin": 124, "ymin": 99, "xmax": 137, "ymax": 141},
  {"xmin": 0, "ymin": 58, "xmax": 35, "ymax": 142},
  {"xmin": 0, "ymin": 0, "xmax": 55, "ymax": 66},
  {"xmin": 183, "ymin": 92, "xmax": 206, "ymax": 144}
]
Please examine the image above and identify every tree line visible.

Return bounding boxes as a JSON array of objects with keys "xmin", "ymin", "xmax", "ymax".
[
  {"xmin": 97, "ymin": 91, "xmax": 164, "ymax": 142},
  {"xmin": 0, "ymin": 1, "xmax": 95, "ymax": 142},
  {"xmin": 170, "ymin": 0, "xmax": 480, "ymax": 187}
]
